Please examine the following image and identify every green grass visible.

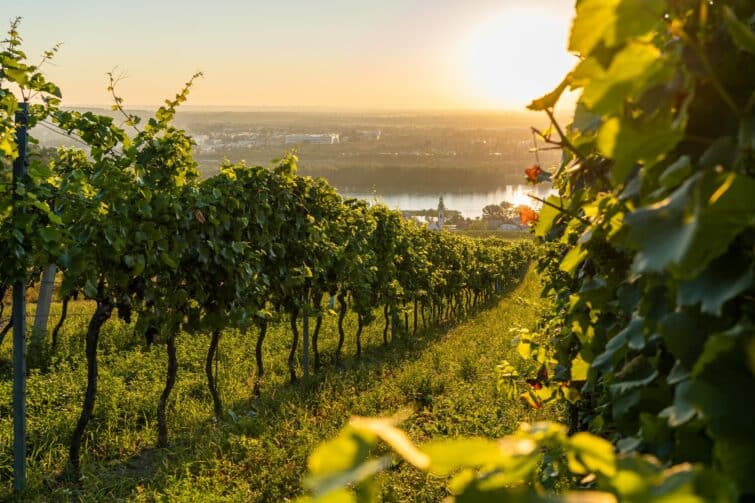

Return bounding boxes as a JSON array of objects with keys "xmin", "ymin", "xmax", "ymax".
[
  {"xmin": 453, "ymin": 229, "xmax": 533, "ymax": 240},
  {"xmin": 0, "ymin": 269, "xmax": 560, "ymax": 501}
]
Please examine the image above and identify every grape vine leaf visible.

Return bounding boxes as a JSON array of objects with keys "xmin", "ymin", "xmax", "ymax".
[
  {"xmin": 722, "ymin": 6, "xmax": 755, "ymax": 54},
  {"xmin": 569, "ymin": 0, "xmax": 664, "ymax": 56}
]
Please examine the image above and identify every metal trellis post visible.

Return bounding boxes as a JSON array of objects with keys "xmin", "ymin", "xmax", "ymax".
[{"xmin": 12, "ymin": 102, "xmax": 29, "ymax": 492}]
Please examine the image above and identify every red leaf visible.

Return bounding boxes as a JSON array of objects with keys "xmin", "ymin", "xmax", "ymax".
[
  {"xmin": 519, "ymin": 206, "xmax": 538, "ymax": 225},
  {"xmin": 526, "ymin": 378, "xmax": 543, "ymax": 390},
  {"xmin": 521, "ymin": 391, "xmax": 542, "ymax": 410},
  {"xmin": 525, "ymin": 164, "xmax": 542, "ymax": 184}
]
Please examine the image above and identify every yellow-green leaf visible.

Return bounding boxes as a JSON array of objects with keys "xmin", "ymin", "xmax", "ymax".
[
  {"xmin": 569, "ymin": 0, "xmax": 664, "ymax": 56},
  {"xmin": 528, "ymin": 74, "xmax": 572, "ymax": 111},
  {"xmin": 350, "ymin": 417, "xmax": 430, "ymax": 470},
  {"xmin": 422, "ymin": 438, "xmax": 504, "ymax": 475},
  {"xmin": 569, "ymin": 432, "xmax": 616, "ymax": 477}
]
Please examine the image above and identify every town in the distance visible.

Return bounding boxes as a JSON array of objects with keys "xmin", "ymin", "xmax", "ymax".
[{"xmin": 33, "ymin": 108, "xmax": 561, "ymax": 231}]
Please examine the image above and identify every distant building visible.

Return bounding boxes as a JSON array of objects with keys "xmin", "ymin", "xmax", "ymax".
[
  {"xmin": 359, "ymin": 129, "xmax": 382, "ymax": 141},
  {"xmin": 428, "ymin": 196, "xmax": 446, "ymax": 232},
  {"xmin": 499, "ymin": 223, "xmax": 525, "ymax": 232},
  {"xmin": 285, "ymin": 133, "xmax": 340, "ymax": 145}
]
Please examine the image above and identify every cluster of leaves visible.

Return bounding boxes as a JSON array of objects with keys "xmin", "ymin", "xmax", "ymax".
[
  {"xmin": 300, "ymin": 416, "xmax": 733, "ymax": 502},
  {"xmin": 0, "ymin": 20, "xmax": 535, "ymax": 478},
  {"xmin": 0, "ymin": 18, "xmax": 62, "ymax": 297},
  {"xmin": 520, "ymin": 0, "xmax": 755, "ymax": 499}
]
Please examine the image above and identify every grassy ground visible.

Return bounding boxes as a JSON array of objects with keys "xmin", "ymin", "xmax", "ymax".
[
  {"xmin": 0, "ymin": 269, "xmax": 560, "ymax": 501},
  {"xmin": 452, "ymin": 229, "xmax": 532, "ymax": 240}
]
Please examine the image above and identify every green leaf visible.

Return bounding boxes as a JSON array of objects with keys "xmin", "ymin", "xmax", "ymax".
[
  {"xmin": 0, "ymin": 135, "xmax": 16, "ymax": 157},
  {"xmin": 3, "ymin": 67, "xmax": 29, "ymax": 86},
  {"xmin": 527, "ymin": 74, "xmax": 572, "ymax": 111},
  {"xmin": 305, "ymin": 456, "xmax": 389, "ymax": 499},
  {"xmin": 609, "ymin": 365, "xmax": 657, "ymax": 396},
  {"xmin": 133, "ymin": 255, "xmax": 145, "ymax": 276},
  {"xmin": 569, "ymin": 0, "xmax": 664, "ymax": 55},
  {"xmin": 581, "ymin": 43, "xmax": 672, "ymax": 115},
  {"xmin": 568, "ymin": 432, "xmax": 616, "ymax": 477},
  {"xmin": 307, "ymin": 427, "xmax": 375, "ymax": 478},
  {"xmin": 592, "ymin": 317, "xmax": 643, "ymax": 372},
  {"xmin": 349, "ymin": 417, "xmax": 430, "ymax": 470},
  {"xmin": 714, "ymin": 439, "xmax": 755, "ymax": 495},
  {"xmin": 571, "ymin": 354, "xmax": 591, "ymax": 381},
  {"xmin": 626, "ymin": 172, "xmax": 755, "ymax": 277},
  {"xmin": 160, "ymin": 252, "xmax": 179, "ymax": 269},
  {"xmin": 659, "ymin": 155, "xmax": 692, "ymax": 189},
  {"xmin": 569, "ymin": 0, "xmax": 616, "ymax": 55},
  {"xmin": 45, "ymin": 82, "xmax": 62, "ymax": 98},
  {"xmin": 598, "ymin": 113, "xmax": 683, "ymax": 183},
  {"xmin": 722, "ymin": 6, "xmax": 755, "ymax": 54},
  {"xmin": 534, "ymin": 196, "xmax": 563, "ymax": 238},
  {"xmin": 422, "ymin": 438, "xmax": 505, "ymax": 476},
  {"xmin": 699, "ymin": 136, "xmax": 736, "ymax": 169},
  {"xmin": 677, "ymin": 251, "xmax": 753, "ymax": 315},
  {"xmin": 38, "ymin": 228, "xmax": 59, "ymax": 243},
  {"xmin": 659, "ymin": 380, "xmax": 698, "ymax": 427},
  {"xmin": 659, "ymin": 312, "xmax": 704, "ymax": 368},
  {"xmin": 559, "ymin": 244, "xmax": 588, "ymax": 275},
  {"xmin": 306, "ymin": 488, "xmax": 356, "ymax": 503},
  {"xmin": 691, "ymin": 324, "xmax": 747, "ymax": 377},
  {"xmin": 83, "ymin": 278, "xmax": 97, "ymax": 298},
  {"xmin": 611, "ymin": 389, "xmax": 641, "ymax": 418}
]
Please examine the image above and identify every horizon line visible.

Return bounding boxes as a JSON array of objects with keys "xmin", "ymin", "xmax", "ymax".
[{"xmin": 59, "ymin": 103, "xmax": 570, "ymax": 115}]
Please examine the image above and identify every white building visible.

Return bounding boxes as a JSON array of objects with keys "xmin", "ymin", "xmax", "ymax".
[
  {"xmin": 285, "ymin": 133, "xmax": 340, "ymax": 145},
  {"xmin": 359, "ymin": 129, "xmax": 382, "ymax": 141}
]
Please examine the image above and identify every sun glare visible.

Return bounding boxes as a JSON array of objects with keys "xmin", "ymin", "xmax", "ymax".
[{"xmin": 460, "ymin": 6, "xmax": 576, "ymax": 110}]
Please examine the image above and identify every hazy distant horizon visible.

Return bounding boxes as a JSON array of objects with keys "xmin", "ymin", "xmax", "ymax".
[
  {"xmin": 2, "ymin": 0, "xmax": 575, "ymax": 111},
  {"xmin": 60, "ymin": 104, "xmax": 570, "ymax": 115}
]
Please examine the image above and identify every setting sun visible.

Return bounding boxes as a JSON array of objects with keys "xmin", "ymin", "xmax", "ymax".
[{"xmin": 460, "ymin": 5, "xmax": 576, "ymax": 109}]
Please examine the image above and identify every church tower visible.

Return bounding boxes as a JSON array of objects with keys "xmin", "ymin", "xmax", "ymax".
[{"xmin": 436, "ymin": 196, "xmax": 446, "ymax": 231}]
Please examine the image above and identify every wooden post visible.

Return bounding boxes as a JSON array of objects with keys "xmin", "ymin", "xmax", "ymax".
[
  {"xmin": 30, "ymin": 264, "xmax": 57, "ymax": 362},
  {"xmin": 33, "ymin": 264, "xmax": 56, "ymax": 336},
  {"xmin": 302, "ymin": 306, "xmax": 309, "ymax": 378},
  {"xmin": 390, "ymin": 305, "xmax": 397, "ymax": 342}
]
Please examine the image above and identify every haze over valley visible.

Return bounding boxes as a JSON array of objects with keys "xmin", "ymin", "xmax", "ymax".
[{"xmin": 34, "ymin": 108, "xmax": 561, "ymax": 218}]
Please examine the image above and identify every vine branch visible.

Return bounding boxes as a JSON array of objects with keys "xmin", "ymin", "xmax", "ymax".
[{"xmin": 527, "ymin": 194, "xmax": 589, "ymax": 225}]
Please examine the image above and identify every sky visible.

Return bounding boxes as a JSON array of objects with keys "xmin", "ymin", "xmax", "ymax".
[{"xmin": 2, "ymin": 0, "xmax": 576, "ymax": 110}]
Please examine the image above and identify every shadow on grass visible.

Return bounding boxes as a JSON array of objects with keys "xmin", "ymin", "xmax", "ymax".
[{"xmin": 231, "ymin": 265, "xmax": 531, "ymax": 423}]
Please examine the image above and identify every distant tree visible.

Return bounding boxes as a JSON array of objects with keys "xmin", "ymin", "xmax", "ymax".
[
  {"xmin": 445, "ymin": 212, "xmax": 464, "ymax": 225},
  {"xmin": 499, "ymin": 201, "xmax": 520, "ymax": 224},
  {"xmin": 482, "ymin": 204, "xmax": 505, "ymax": 221},
  {"xmin": 467, "ymin": 218, "xmax": 488, "ymax": 231},
  {"xmin": 482, "ymin": 201, "xmax": 520, "ymax": 223}
]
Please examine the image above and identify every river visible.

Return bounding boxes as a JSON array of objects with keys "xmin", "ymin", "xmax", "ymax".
[{"xmin": 342, "ymin": 184, "xmax": 554, "ymax": 219}]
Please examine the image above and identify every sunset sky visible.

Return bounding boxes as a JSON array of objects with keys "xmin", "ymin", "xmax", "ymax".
[{"xmin": 2, "ymin": 0, "xmax": 576, "ymax": 110}]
